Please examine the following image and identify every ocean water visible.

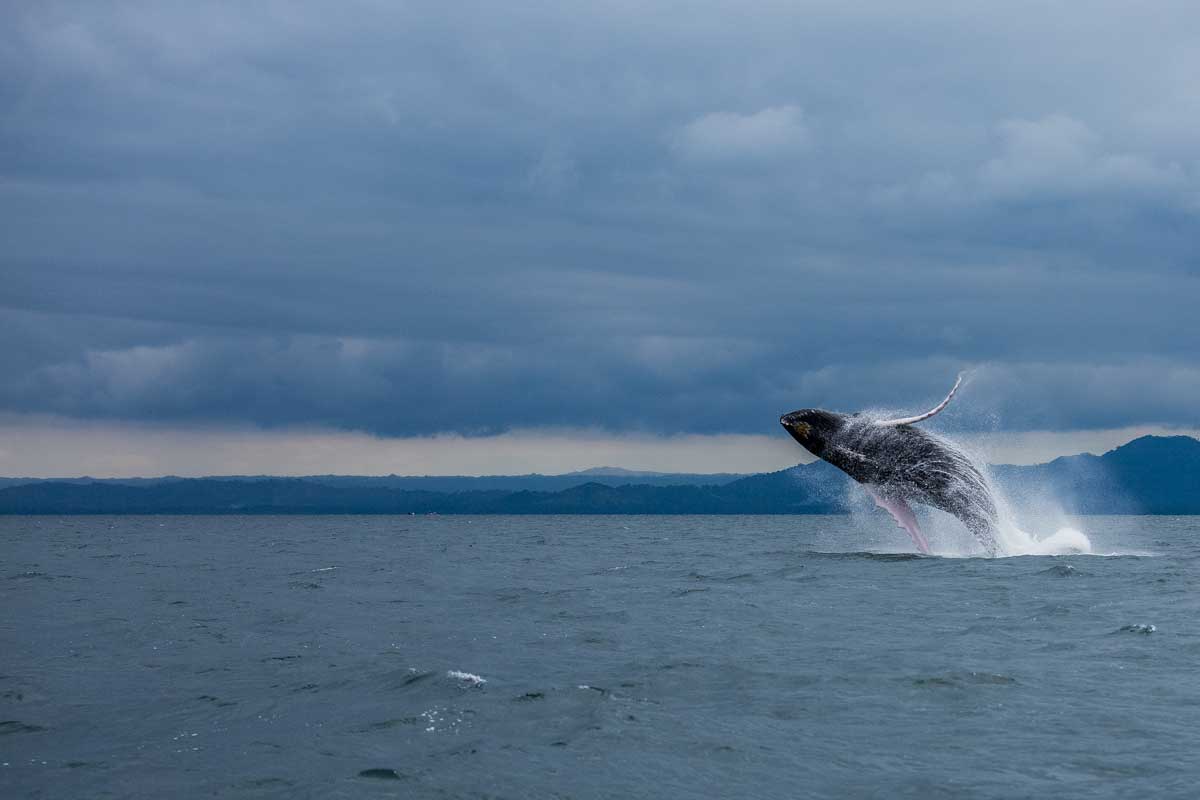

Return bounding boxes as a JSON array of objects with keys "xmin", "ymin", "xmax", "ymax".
[{"xmin": 2, "ymin": 514, "xmax": 1198, "ymax": 799}]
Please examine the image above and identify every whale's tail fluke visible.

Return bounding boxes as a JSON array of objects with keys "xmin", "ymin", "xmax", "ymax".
[{"xmin": 876, "ymin": 373, "xmax": 963, "ymax": 427}]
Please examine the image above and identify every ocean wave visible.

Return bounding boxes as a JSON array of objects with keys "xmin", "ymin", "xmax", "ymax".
[
  {"xmin": 801, "ymin": 550, "xmax": 926, "ymax": 562},
  {"xmin": 447, "ymin": 670, "xmax": 487, "ymax": 686}
]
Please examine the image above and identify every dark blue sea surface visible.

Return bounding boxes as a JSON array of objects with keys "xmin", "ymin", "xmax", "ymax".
[{"xmin": 2, "ymin": 515, "xmax": 1198, "ymax": 798}]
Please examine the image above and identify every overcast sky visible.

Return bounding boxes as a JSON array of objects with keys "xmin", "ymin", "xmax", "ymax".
[{"xmin": 2, "ymin": 1, "xmax": 1198, "ymax": 475}]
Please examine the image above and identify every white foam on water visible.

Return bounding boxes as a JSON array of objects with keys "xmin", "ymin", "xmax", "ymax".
[
  {"xmin": 446, "ymin": 670, "xmax": 486, "ymax": 685},
  {"xmin": 994, "ymin": 522, "xmax": 1092, "ymax": 556}
]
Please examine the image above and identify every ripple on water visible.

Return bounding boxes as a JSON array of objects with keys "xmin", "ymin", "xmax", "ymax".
[
  {"xmin": 358, "ymin": 768, "xmax": 405, "ymax": 780},
  {"xmin": 377, "ymin": 668, "xmax": 435, "ymax": 691},
  {"xmin": 286, "ymin": 581, "xmax": 322, "ymax": 590},
  {"xmin": 912, "ymin": 671, "xmax": 1019, "ymax": 688},
  {"xmin": 352, "ymin": 717, "xmax": 421, "ymax": 732},
  {"xmin": 242, "ymin": 777, "xmax": 295, "ymax": 789},
  {"xmin": 7, "ymin": 571, "xmax": 53, "ymax": 581},
  {"xmin": 1029, "ymin": 603, "xmax": 1073, "ymax": 617},
  {"xmin": 802, "ymin": 551, "xmax": 926, "ymax": 562},
  {"xmin": 1038, "ymin": 564, "xmax": 1086, "ymax": 577}
]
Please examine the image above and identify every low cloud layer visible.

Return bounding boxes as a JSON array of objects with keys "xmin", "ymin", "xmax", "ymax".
[
  {"xmin": 4, "ymin": 414, "xmax": 1195, "ymax": 477},
  {"xmin": 3, "ymin": 1, "xmax": 1198, "ymax": 451},
  {"xmin": 671, "ymin": 106, "xmax": 809, "ymax": 164}
]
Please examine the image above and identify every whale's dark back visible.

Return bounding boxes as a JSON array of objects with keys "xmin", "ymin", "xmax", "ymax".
[{"xmin": 832, "ymin": 419, "xmax": 999, "ymax": 548}]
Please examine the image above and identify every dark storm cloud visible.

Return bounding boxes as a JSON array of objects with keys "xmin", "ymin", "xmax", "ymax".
[{"xmin": 2, "ymin": 0, "xmax": 1198, "ymax": 436}]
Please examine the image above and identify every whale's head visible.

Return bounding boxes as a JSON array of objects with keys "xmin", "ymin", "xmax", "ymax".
[{"xmin": 779, "ymin": 408, "xmax": 846, "ymax": 457}]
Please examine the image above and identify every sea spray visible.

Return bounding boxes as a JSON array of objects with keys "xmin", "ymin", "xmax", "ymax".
[
  {"xmin": 835, "ymin": 423, "xmax": 1095, "ymax": 557},
  {"xmin": 974, "ymin": 439, "xmax": 1094, "ymax": 555},
  {"xmin": 964, "ymin": 438, "xmax": 1094, "ymax": 556}
]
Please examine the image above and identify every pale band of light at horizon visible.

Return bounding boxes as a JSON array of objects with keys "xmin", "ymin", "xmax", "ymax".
[{"xmin": 1, "ymin": 416, "xmax": 1195, "ymax": 478}]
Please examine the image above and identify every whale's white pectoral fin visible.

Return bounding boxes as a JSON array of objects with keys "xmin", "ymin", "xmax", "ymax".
[
  {"xmin": 867, "ymin": 486, "xmax": 930, "ymax": 554},
  {"xmin": 877, "ymin": 373, "xmax": 962, "ymax": 427}
]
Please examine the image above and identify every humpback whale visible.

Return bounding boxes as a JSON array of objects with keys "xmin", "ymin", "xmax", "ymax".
[{"xmin": 780, "ymin": 375, "xmax": 1000, "ymax": 556}]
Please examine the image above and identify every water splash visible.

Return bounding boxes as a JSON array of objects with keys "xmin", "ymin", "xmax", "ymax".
[
  {"xmin": 981, "ymin": 439, "xmax": 1094, "ymax": 555},
  {"xmin": 950, "ymin": 437, "xmax": 1093, "ymax": 557},
  {"xmin": 994, "ymin": 522, "xmax": 1092, "ymax": 556},
  {"xmin": 838, "ymin": 424, "xmax": 1096, "ymax": 558}
]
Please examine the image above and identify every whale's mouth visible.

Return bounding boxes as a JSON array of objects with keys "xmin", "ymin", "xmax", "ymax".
[
  {"xmin": 780, "ymin": 415, "xmax": 813, "ymax": 446},
  {"xmin": 787, "ymin": 420, "xmax": 811, "ymax": 437}
]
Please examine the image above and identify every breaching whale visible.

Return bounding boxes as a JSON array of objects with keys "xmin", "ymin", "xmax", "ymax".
[{"xmin": 780, "ymin": 375, "xmax": 1000, "ymax": 555}]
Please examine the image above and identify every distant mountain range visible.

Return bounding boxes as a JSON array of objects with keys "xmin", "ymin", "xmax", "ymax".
[
  {"xmin": 0, "ymin": 467, "xmax": 745, "ymax": 493},
  {"xmin": 0, "ymin": 435, "xmax": 1196, "ymax": 515}
]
